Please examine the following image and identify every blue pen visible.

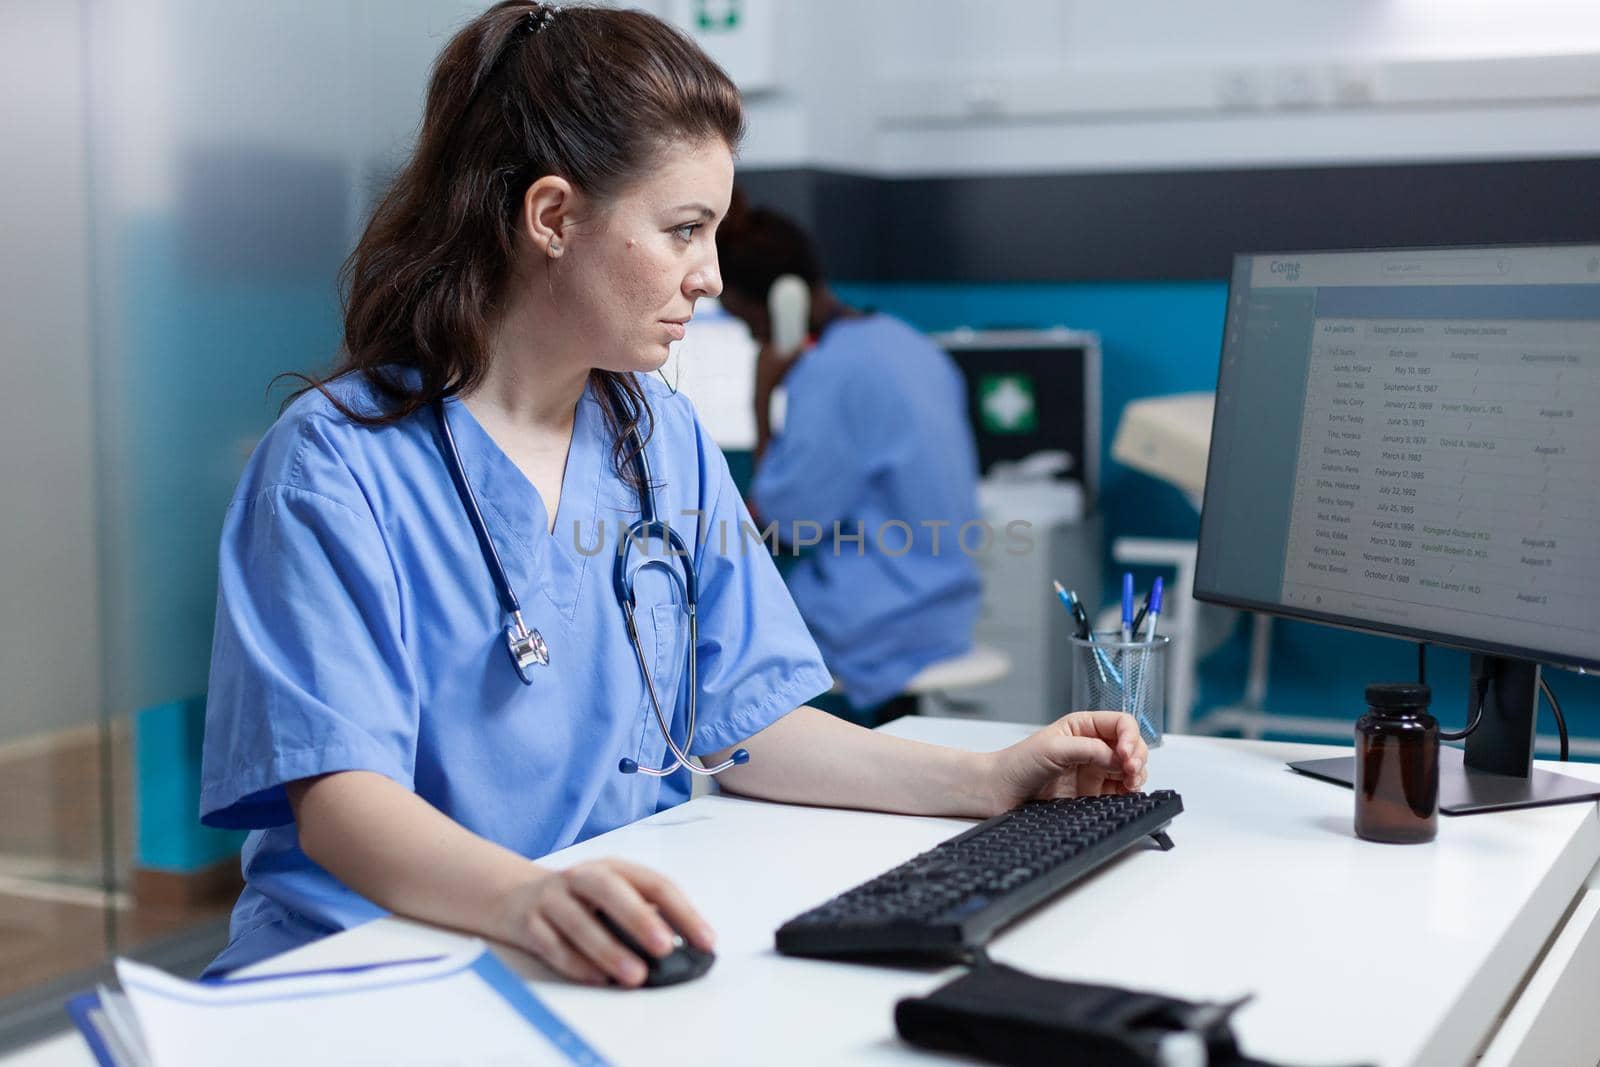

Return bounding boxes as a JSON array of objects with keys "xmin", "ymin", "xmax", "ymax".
[
  {"xmin": 1051, "ymin": 580, "xmax": 1090, "ymax": 639},
  {"xmin": 1053, "ymin": 581, "xmax": 1117, "ymax": 685},
  {"xmin": 1121, "ymin": 573, "xmax": 1134, "ymax": 643},
  {"xmin": 1124, "ymin": 576, "xmax": 1165, "ymax": 745},
  {"xmin": 1144, "ymin": 577, "xmax": 1164, "ymax": 639},
  {"xmin": 1052, "ymin": 579, "xmax": 1076, "ymax": 623}
]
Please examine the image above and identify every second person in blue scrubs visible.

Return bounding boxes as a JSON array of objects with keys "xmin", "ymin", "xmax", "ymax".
[
  {"xmin": 716, "ymin": 202, "xmax": 984, "ymax": 720},
  {"xmin": 200, "ymin": 1, "xmax": 1148, "ymax": 990}
]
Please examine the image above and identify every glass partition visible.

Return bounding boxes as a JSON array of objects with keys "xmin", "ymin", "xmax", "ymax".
[{"xmin": 0, "ymin": 0, "xmax": 489, "ymax": 1048}]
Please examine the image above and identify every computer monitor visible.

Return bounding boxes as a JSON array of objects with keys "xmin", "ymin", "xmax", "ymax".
[
  {"xmin": 1195, "ymin": 243, "xmax": 1600, "ymax": 814},
  {"xmin": 934, "ymin": 328, "xmax": 1101, "ymax": 506}
]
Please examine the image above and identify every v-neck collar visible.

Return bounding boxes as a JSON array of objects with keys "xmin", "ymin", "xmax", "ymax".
[{"xmin": 439, "ymin": 381, "xmax": 603, "ymax": 622}]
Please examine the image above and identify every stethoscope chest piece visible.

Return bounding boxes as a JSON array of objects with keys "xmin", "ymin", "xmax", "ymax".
[{"xmin": 506, "ymin": 615, "xmax": 550, "ymax": 685}]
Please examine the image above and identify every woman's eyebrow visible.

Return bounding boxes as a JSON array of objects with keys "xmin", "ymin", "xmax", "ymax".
[{"xmin": 670, "ymin": 204, "xmax": 717, "ymax": 221}]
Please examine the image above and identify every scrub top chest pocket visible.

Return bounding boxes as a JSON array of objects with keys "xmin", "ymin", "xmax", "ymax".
[
  {"xmin": 630, "ymin": 600, "xmax": 689, "ymax": 773},
  {"xmin": 616, "ymin": 539, "xmax": 693, "ymax": 774}
]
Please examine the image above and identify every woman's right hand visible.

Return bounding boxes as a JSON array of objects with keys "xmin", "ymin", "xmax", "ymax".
[{"xmin": 496, "ymin": 858, "xmax": 714, "ymax": 987}]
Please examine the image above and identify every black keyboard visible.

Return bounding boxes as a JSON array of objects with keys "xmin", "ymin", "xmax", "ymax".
[{"xmin": 775, "ymin": 790, "xmax": 1183, "ymax": 962}]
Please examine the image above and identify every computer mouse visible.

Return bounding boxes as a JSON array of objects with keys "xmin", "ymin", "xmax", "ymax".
[{"xmin": 597, "ymin": 910, "xmax": 715, "ymax": 987}]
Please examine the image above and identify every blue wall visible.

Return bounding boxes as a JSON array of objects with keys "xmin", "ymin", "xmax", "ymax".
[
  {"xmin": 119, "ymin": 217, "xmax": 343, "ymax": 711},
  {"xmin": 834, "ymin": 280, "xmax": 1600, "ymax": 755},
  {"xmin": 136, "ymin": 697, "xmax": 245, "ymax": 871},
  {"xmin": 120, "ymin": 215, "xmax": 343, "ymax": 871}
]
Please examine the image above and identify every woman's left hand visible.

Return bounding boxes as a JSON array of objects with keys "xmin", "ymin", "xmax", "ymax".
[{"xmin": 981, "ymin": 711, "xmax": 1149, "ymax": 816}]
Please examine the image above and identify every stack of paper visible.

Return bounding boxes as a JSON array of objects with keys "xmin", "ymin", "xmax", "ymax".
[{"xmin": 68, "ymin": 942, "xmax": 607, "ymax": 1067}]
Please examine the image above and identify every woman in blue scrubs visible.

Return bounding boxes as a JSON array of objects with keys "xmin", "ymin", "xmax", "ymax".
[
  {"xmin": 200, "ymin": 2, "xmax": 1148, "ymax": 989},
  {"xmin": 716, "ymin": 203, "xmax": 984, "ymax": 721}
]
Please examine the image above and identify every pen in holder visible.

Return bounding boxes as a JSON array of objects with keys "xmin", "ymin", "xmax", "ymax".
[{"xmin": 1068, "ymin": 632, "xmax": 1169, "ymax": 748}]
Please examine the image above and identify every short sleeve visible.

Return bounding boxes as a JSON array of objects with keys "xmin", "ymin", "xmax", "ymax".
[
  {"xmin": 750, "ymin": 360, "xmax": 877, "ymax": 529},
  {"xmin": 683, "ymin": 414, "xmax": 834, "ymax": 754},
  {"xmin": 200, "ymin": 461, "xmax": 420, "ymax": 830}
]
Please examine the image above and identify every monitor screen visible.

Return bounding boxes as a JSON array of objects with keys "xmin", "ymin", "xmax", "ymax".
[{"xmin": 1196, "ymin": 244, "xmax": 1600, "ymax": 672}]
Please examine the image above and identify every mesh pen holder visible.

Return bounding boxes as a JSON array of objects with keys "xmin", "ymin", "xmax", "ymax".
[{"xmin": 1068, "ymin": 633, "xmax": 1170, "ymax": 748}]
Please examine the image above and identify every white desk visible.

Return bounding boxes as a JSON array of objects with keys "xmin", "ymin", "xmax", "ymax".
[{"xmin": 11, "ymin": 718, "xmax": 1600, "ymax": 1067}]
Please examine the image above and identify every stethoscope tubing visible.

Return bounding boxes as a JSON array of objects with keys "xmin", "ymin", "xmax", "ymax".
[
  {"xmin": 622, "ymin": 600, "xmax": 743, "ymax": 777},
  {"xmin": 434, "ymin": 400, "xmax": 524, "ymax": 619},
  {"xmin": 432, "ymin": 392, "xmax": 745, "ymax": 779}
]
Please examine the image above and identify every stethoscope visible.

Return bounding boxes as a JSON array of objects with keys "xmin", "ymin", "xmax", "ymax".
[{"xmin": 432, "ymin": 398, "xmax": 748, "ymax": 779}]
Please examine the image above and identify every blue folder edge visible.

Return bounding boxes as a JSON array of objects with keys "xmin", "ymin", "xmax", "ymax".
[
  {"xmin": 469, "ymin": 951, "xmax": 610, "ymax": 1067},
  {"xmin": 64, "ymin": 949, "xmax": 611, "ymax": 1067},
  {"xmin": 64, "ymin": 991, "xmax": 117, "ymax": 1067}
]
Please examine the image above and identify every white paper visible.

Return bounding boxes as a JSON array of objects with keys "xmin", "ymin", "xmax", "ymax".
[
  {"xmin": 660, "ymin": 310, "xmax": 760, "ymax": 450},
  {"xmin": 95, "ymin": 984, "xmax": 151, "ymax": 1067},
  {"xmin": 115, "ymin": 944, "xmax": 577, "ymax": 1066}
]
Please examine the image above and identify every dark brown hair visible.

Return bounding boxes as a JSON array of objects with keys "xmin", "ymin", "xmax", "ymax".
[
  {"xmin": 715, "ymin": 192, "xmax": 824, "ymax": 301},
  {"xmin": 289, "ymin": 2, "xmax": 744, "ymax": 477}
]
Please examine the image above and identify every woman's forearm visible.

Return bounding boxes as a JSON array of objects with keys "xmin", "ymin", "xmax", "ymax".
[
  {"xmin": 287, "ymin": 770, "xmax": 540, "ymax": 942},
  {"xmin": 707, "ymin": 706, "xmax": 999, "ymax": 818}
]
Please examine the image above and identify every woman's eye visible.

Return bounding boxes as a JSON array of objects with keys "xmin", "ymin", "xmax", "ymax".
[{"xmin": 672, "ymin": 223, "xmax": 701, "ymax": 243}]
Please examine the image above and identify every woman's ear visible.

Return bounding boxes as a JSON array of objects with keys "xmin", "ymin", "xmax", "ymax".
[{"xmin": 519, "ymin": 176, "xmax": 577, "ymax": 259}]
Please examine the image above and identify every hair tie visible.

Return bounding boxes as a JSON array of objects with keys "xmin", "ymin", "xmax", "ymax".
[{"xmin": 523, "ymin": 4, "xmax": 558, "ymax": 36}]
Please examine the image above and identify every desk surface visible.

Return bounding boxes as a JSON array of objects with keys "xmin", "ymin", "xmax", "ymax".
[{"xmin": 12, "ymin": 719, "xmax": 1600, "ymax": 1067}]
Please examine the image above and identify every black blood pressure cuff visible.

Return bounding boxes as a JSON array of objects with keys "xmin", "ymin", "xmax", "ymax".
[{"xmin": 894, "ymin": 962, "xmax": 1354, "ymax": 1067}]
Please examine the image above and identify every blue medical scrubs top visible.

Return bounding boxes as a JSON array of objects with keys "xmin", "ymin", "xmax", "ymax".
[
  {"xmin": 750, "ymin": 314, "xmax": 982, "ymax": 709},
  {"xmin": 199, "ymin": 371, "xmax": 831, "ymax": 973}
]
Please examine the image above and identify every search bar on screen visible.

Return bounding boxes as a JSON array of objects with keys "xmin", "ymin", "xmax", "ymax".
[{"xmin": 1380, "ymin": 256, "xmax": 1511, "ymax": 279}]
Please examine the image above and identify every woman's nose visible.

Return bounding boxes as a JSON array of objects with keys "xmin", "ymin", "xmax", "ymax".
[{"xmin": 686, "ymin": 254, "xmax": 722, "ymax": 300}]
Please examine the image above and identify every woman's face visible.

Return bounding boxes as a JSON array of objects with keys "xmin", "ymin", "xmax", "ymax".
[{"xmin": 554, "ymin": 138, "xmax": 734, "ymax": 373}]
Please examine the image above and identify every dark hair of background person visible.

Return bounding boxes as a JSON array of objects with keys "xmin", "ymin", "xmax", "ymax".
[
  {"xmin": 715, "ymin": 190, "xmax": 825, "ymax": 301},
  {"xmin": 283, "ymin": 2, "xmax": 745, "ymax": 483}
]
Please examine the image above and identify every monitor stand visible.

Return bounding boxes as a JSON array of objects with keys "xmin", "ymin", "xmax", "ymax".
[{"xmin": 1289, "ymin": 655, "xmax": 1600, "ymax": 816}]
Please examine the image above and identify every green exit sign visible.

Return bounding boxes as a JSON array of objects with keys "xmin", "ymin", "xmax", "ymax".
[
  {"xmin": 695, "ymin": 0, "xmax": 741, "ymax": 31},
  {"xmin": 979, "ymin": 374, "xmax": 1037, "ymax": 434}
]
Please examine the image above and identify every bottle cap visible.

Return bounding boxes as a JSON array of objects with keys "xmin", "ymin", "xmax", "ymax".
[{"xmin": 1365, "ymin": 682, "xmax": 1431, "ymax": 710}]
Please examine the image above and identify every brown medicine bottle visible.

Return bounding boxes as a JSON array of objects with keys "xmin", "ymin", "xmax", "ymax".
[{"xmin": 1354, "ymin": 683, "xmax": 1439, "ymax": 843}]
